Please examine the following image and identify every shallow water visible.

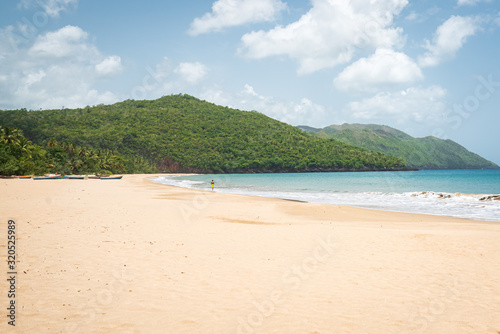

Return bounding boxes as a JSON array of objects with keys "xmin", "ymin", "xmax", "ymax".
[{"xmin": 152, "ymin": 169, "xmax": 500, "ymax": 221}]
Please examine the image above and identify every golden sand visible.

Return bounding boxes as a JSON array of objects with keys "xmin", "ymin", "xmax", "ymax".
[{"xmin": 1, "ymin": 174, "xmax": 499, "ymax": 333}]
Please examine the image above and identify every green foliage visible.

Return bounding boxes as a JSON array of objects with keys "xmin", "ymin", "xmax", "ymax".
[
  {"xmin": 0, "ymin": 126, "xmax": 155, "ymax": 175},
  {"xmin": 0, "ymin": 95, "xmax": 406, "ymax": 174},
  {"xmin": 300, "ymin": 123, "xmax": 498, "ymax": 169}
]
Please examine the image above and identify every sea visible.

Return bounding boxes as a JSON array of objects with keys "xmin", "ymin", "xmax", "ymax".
[{"xmin": 152, "ymin": 169, "xmax": 500, "ymax": 222}]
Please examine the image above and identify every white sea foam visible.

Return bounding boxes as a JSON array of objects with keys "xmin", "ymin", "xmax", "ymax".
[
  {"xmin": 152, "ymin": 176, "xmax": 204, "ymax": 189},
  {"xmin": 152, "ymin": 175, "xmax": 500, "ymax": 222}
]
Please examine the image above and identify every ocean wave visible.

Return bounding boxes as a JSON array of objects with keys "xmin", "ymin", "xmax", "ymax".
[
  {"xmin": 151, "ymin": 176, "xmax": 500, "ymax": 222},
  {"xmin": 151, "ymin": 176, "xmax": 204, "ymax": 189},
  {"xmin": 392, "ymin": 191, "xmax": 500, "ymax": 202}
]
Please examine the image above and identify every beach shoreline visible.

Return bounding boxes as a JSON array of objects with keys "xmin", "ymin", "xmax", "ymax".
[
  {"xmin": 152, "ymin": 171, "xmax": 500, "ymax": 222},
  {"xmin": 1, "ymin": 174, "xmax": 499, "ymax": 333}
]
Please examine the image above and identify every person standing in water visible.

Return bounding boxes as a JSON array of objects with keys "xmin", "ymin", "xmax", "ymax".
[{"xmin": 211, "ymin": 180, "xmax": 214, "ymax": 191}]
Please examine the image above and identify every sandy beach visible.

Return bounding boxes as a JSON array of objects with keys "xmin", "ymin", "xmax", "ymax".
[{"xmin": 1, "ymin": 174, "xmax": 499, "ymax": 333}]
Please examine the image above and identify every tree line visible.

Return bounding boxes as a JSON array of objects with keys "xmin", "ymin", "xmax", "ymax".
[
  {"xmin": 0, "ymin": 94, "xmax": 407, "ymax": 175},
  {"xmin": 0, "ymin": 126, "xmax": 156, "ymax": 175}
]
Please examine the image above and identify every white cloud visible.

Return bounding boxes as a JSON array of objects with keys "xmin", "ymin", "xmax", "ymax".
[
  {"xmin": 345, "ymin": 86, "xmax": 447, "ymax": 124},
  {"xmin": 457, "ymin": 0, "xmax": 491, "ymax": 6},
  {"xmin": 174, "ymin": 62, "xmax": 209, "ymax": 84},
  {"xmin": 0, "ymin": 26, "xmax": 16, "ymax": 57},
  {"xmin": 237, "ymin": 84, "xmax": 327, "ymax": 126},
  {"xmin": 2, "ymin": 62, "xmax": 120, "ymax": 109},
  {"xmin": 29, "ymin": 25, "xmax": 95, "ymax": 58},
  {"xmin": 418, "ymin": 15, "xmax": 480, "ymax": 67},
  {"xmin": 19, "ymin": 0, "xmax": 78, "ymax": 18},
  {"xmin": 189, "ymin": 0, "xmax": 287, "ymax": 36},
  {"xmin": 201, "ymin": 84, "xmax": 326, "ymax": 126},
  {"xmin": 128, "ymin": 58, "xmax": 210, "ymax": 100},
  {"xmin": 199, "ymin": 87, "xmax": 232, "ymax": 107},
  {"xmin": 404, "ymin": 6, "xmax": 440, "ymax": 23},
  {"xmin": 95, "ymin": 56, "xmax": 123, "ymax": 76},
  {"xmin": 25, "ymin": 69, "xmax": 46, "ymax": 86},
  {"xmin": 405, "ymin": 11, "xmax": 419, "ymax": 21},
  {"xmin": 334, "ymin": 48, "xmax": 423, "ymax": 93},
  {"xmin": 239, "ymin": 0, "xmax": 408, "ymax": 74},
  {"xmin": 0, "ymin": 25, "xmax": 123, "ymax": 109}
]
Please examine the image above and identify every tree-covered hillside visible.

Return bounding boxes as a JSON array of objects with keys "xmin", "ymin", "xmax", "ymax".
[
  {"xmin": 299, "ymin": 123, "xmax": 498, "ymax": 169},
  {"xmin": 0, "ymin": 95, "xmax": 406, "ymax": 174},
  {"xmin": 0, "ymin": 126, "xmax": 156, "ymax": 176}
]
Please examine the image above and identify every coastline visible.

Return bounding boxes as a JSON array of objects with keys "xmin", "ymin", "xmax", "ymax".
[
  {"xmin": 1, "ymin": 174, "xmax": 499, "ymax": 333},
  {"xmin": 153, "ymin": 171, "xmax": 500, "ymax": 222}
]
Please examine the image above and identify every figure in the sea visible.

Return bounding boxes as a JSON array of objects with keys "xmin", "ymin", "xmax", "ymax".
[{"xmin": 211, "ymin": 180, "xmax": 214, "ymax": 191}]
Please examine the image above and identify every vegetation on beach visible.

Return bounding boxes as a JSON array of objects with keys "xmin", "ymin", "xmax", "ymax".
[
  {"xmin": 0, "ymin": 126, "xmax": 155, "ymax": 176},
  {"xmin": 300, "ymin": 123, "xmax": 498, "ymax": 169},
  {"xmin": 0, "ymin": 94, "xmax": 406, "ymax": 175}
]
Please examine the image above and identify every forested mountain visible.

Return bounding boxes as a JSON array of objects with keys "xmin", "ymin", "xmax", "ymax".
[
  {"xmin": 0, "ymin": 95, "xmax": 406, "ymax": 175},
  {"xmin": 299, "ymin": 124, "xmax": 498, "ymax": 169}
]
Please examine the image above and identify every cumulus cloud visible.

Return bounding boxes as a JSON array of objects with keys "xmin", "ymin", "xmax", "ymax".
[
  {"xmin": 0, "ymin": 25, "xmax": 122, "ymax": 109},
  {"xmin": 19, "ymin": 0, "xmax": 78, "ymax": 18},
  {"xmin": 174, "ymin": 62, "xmax": 209, "ymax": 84},
  {"xmin": 200, "ymin": 84, "xmax": 326, "ymax": 126},
  {"xmin": 334, "ymin": 48, "xmax": 423, "ymax": 93},
  {"xmin": 29, "ymin": 25, "xmax": 95, "ymax": 58},
  {"xmin": 128, "ymin": 58, "xmax": 210, "ymax": 100},
  {"xmin": 457, "ymin": 0, "xmax": 491, "ymax": 6},
  {"xmin": 345, "ymin": 86, "xmax": 448, "ymax": 124},
  {"xmin": 199, "ymin": 87, "xmax": 232, "ymax": 107},
  {"xmin": 418, "ymin": 15, "xmax": 480, "ymax": 67},
  {"xmin": 189, "ymin": 0, "xmax": 287, "ymax": 36},
  {"xmin": 95, "ymin": 56, "xmax": 123, "ymax": 76},
  {"xmin": 2, "ymin": 62, "xmax": 119, "ymax": 109},
  {"xmin": 239, "ymin": 0, "xmax": 408, "ymax": 74},
  {"xmin": 24, "ymin": 69, "xmax": 46, "ymax": 86}
]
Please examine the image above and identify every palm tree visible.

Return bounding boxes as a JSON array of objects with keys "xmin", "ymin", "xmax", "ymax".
[
  {"xmin": 1, "ymin": 127, "xmax": 21, "ymax": 146},
  {"xmin": 69, "ymin": 156, "xmax": 83, "ymax": 174},
  {"xmin": 78, "ymin": 147, "xmax": 90, "ymax": 158},
  {"xmin": 18, "ymin": 137, "xmax": 32, "ymax": 158},
  {"xmin": 62, "ymin": 143, "xmax": 76, "ymax": 154},
  {"xmin": 98, "ymin": 150, "xmax": 122, "ymax": 172}
]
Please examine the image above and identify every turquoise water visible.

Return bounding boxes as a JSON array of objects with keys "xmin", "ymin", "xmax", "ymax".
[{"xmin": 153, "ymin": 170, "xmax": 500, "ymax": 221}]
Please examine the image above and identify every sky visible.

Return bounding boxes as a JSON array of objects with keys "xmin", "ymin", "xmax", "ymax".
[{"xmin": 0, "ymin": 0, "xmax": 499, "ymax": 164}]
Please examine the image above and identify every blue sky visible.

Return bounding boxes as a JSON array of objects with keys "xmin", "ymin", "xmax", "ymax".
[{"xmin": 1, "ymin": 0, "xmax": 499, "ymax": 164}]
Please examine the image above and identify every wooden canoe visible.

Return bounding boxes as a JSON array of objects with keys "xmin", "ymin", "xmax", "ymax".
[
  {"xmin": 33, "ymin": 176, "xmax": 60, "ymax": 180},
  {"xmin": 100, "ymin": 175, "xmax": 123, "ymax": 180}
]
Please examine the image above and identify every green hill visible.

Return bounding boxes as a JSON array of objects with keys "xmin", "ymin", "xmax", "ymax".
[
  {"xmin": 0, "ymin": 95, "xmax": 407, "ymax": 175},
  {"xmin": 299, "ymin": 123, "xmax": 498, "ymax": 169}
]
